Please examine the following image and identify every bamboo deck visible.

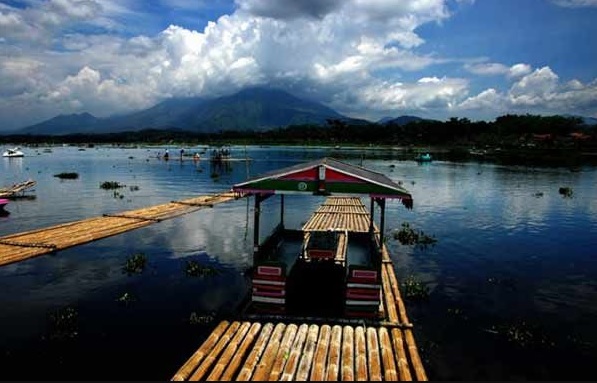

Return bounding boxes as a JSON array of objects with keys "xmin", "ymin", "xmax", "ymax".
[
  {"xmin": 0, "ymin": 192, "xmax": 239, "ymax": 267},
  {"xmin": 172, "ymin": 197, "xmax": 427, "ymax": 381},
  {"xmin": 0, "ymin": 179, "xmax": 37, "ymax": 198}
]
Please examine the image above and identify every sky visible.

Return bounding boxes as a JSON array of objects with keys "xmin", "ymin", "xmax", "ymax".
[{"xmin": 0, "ymin": 0, "xmax": 596, "ymax": 131}]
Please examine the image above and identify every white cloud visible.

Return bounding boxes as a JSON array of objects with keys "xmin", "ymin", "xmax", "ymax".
[
  {"xmin": 458, "ymin": 67, "xmax": 597, "ymax": 117},
  {"xmin": 508, "ymin": 63, "xmax": 532, "ymax": 78},
  {"xmin": 550, "ymin": 0, "xmax": 597, "ymax": 7},
  {"xmin": 466, "ymin": 62, "xmax": 509, "ymax": 76}
]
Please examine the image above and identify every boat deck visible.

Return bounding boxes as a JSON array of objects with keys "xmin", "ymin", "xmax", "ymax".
[{"xmin": 172, "ymin": 197, "xmax": 427, "ymax": 381}]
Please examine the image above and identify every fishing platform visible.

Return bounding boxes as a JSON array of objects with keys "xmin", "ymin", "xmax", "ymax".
[
  {"xmin": 172, "ymin": 158, "xmax": 427, "ymax": 381},
  {"xmin": 0, "ymin": 157, "xmax": 428, "ymax": 380}
]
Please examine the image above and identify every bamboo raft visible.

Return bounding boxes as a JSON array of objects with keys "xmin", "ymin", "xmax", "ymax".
[
  {"xmin": 0, "ymin": 179, "xmax": 37, "ymax": 198},
  {"xmin": 172, "ymin": 197, "xmax": 428, "ymax": 381},
  {"xmin": 0, "ymin": 191, "xmax": 239, "ymax": 267}
]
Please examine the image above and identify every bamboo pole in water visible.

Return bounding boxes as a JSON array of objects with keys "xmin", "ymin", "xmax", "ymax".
[
  {"xmin": 171, "ymin": 320, "xmax": 230, "ymax": 381},
  {"xmin": 378, "ymin": 327, "xmax": 398, "ymax": 381},
  {"xmin": 220, "ymin": 322, "xmax": 262, "ymax": 381},
  {"xmin": 267, "ymin": 323, "xmax": 298, "ymax": 381},
  {"xmin": 354, "ymin": 325, "xmax": 368, "ymax": 381},
  {"xmin": 236, "ymin": 323, "xmax": 275, "ymax": 381},
  {"xmin": 206, "ymin": 321, "xmax": 252, "ymax": 381},
  {"xmin": 341, "ymin": 325, "xmax": 355, "ymax": 381},
  {"xmin": 251, "ymin": 322, "xmax": 286, "ymax": 381},
  {"xmin": 366, "ymin": 327, "xmax": 382, "ymax": 381},
  {"xmin": 404, "ymin": 329, "xmax": 428, "ymax": 381},
  {"xmin": 189, "ymin": 321, "xmax": 241, "ymax": 381},
  {"xmin": 324, "ymin": 325, "xmax": 343, "ymax": 381},
  {"xmin": 279, "ymin": 323, "xmax": 309, "ymax": 381},
  {"xmin": 295, "ymin": 324, "xmax": 319, "ymax": 380},
  {"xmin": 391, "ymin": 328, "xmax": 413, "ymax": 381},
  {"xmin": 309, "ymin": 324, "xmax": 331, "ymax": 381}
]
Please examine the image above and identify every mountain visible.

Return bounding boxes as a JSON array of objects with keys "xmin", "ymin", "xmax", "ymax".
[
  {"xmin": 21, "ymin": 112, "xmax": 101, "ymax": 135},
  {"xmin": 18, "ymin": 88, "xmax": 351, "ymax": 135},
  {"xmin": 378, "ymin": 115, "xmax": 424, "ymax": 125}
]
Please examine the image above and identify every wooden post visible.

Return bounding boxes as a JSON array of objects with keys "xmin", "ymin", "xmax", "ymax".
[
  {"xmin": 280, "ymin": 194, "xmax": 285, "ymax": 229},
  {"xmin": 254, "ymin": 194, "xmax": 262, "ymax": 254},
  {"xmin": 379, "ymin": 198, "xmax": 386, "ymax": 245},
  {"xmin": 369, "ymin": 197, "xmax": 375, "ymax": 234}
]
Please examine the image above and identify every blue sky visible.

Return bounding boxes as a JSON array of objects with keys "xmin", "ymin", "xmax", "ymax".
[{"xmin": 0, "ymin": 0, "xmax": 596, "ymax": 131}]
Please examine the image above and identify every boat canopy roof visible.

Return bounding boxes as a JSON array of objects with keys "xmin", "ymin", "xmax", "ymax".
[{"xmin": 233, "ymin": 157, "xmax": 412, "ymax": 208}]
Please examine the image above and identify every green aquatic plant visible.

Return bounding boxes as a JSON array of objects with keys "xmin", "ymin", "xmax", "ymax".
[
  {"xmin": 47, "ymin": 306, "xmax": 79, "ymax": 340},
  {"xmin": 53, "ymin": 172, "xmax": 79, "ymax": 179},
  {"xmin": 393, "ymin": 222, "xmax": 437, "ymax": 249},
  {"xmin": 100, "ymin": 181, "xmax": 125, "ymax": 190},
  {"xmin": 185, "ymin": 260, "xmax": 220, "ymax": 277},
  {"xmin": 129, "ymin": 185, "xmax": 140, "ymax": 191},
  {"xmin": 122, "ymin": 253, "xmax": 147, "ymax": 275},
  {"xmin": 401, "ymin": 275, "xmax": 429, "ymax": 301},
  {"xmin": 189, "ymin": 311, "xmax": 216, "ymax": 325},
  {"xmin": 558, "ymin": 187, "xmax": 573, "ymax": 198}
]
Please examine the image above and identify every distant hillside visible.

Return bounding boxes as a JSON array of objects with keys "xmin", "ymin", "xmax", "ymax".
[
  {"xmin": 18, "ymin": 88, "xmax": 352, "ymax": 135},
  {"xmin": 378, "ymin": 115, "xmax": 425, "ymax": 125},
  {"xmin": 21, "ymin": 112, "xmax": 101, "ymax": 135}
]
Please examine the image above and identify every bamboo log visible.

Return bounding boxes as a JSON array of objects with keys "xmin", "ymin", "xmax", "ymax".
[
  {"xmin": 381, "ymin": 266, "xmax": 399, "ymax": 323},
  {"xmin": 220, "ymin": 322, "xmax": 262, "ymax": 381},
  {"xmin": 236, "ymin": 323, "xmax": 275, "ymax": 381},
  {"xmin": 391, "ymin": 328, "xmax": 412, "ymax": 381},
  {"xmin": 378, "ymin": 327, "xmax": 398, "ymax": 381},
  {"xmin": 267, "ymin": 323, "xmax": 298, "ymax": 381},
  {"xmin": 171, "ymin": 320, "xmax": 230, "ymax": 381},
  {"xmin": 341, "ymin": 325, "xmax": 355, "ymax": 381},
  {"xmin": 404, "ymin": 329, "xmax": 428, "ymax": 381},
  {"xmin": 189, "ymin": 321, "xmax": 241, "ymax": 381},
  {"xmin": 324, "ymin": 325, "xmax": 343, "ymax": 381},
  {"xmin": 251, "ymin": 322, "xmax": 286, "ymax": 381},
  {"xmin": 366, "ymin": 327, "xmax": 382, "ymax": 381},
  {"xmin": 206, "ymin": 321, "xmax": 252, "ymax": 381},
  {"xmin": 295, "ymin": 324, "xmax": 319, "ymax": 381},
  {"xmin": 309, "ymin": 324, "xmax": 331, "ymax": 381},
  {"xmin": 354, "ymin": 326, "xmax": 368, "ymax": 381},
  {"xmin": 384, "ymin": 260, "xmax": 410, "ymax": 325},
  {"xmin": 279, "ymin": 323, "xmax": 309, "ymax": 381}
]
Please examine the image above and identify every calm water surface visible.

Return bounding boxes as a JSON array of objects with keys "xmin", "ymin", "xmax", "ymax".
[{"xmin": 1, "ymin": 145, "xmax": 596, "ymax": 380}]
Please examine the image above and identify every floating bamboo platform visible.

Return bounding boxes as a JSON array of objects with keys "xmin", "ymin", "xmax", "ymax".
[
  {"xmin": 0, "ymin": 191, "xmax": 239, "ymax": 267},
  {"xmin": 0, "ymin": 179, "xmax": 37, "ymax": 198},
  {"xmin": 172, "ymin": 197, "xmax": 427, "ymax": 381}
]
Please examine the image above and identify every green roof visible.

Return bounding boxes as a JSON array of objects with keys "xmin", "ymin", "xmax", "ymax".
[{"xmin": 233, "ymin": 157, "xmax": 412, "ymax": 208}]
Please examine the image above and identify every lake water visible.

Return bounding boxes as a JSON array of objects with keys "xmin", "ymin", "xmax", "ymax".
[{"xmin": 1, "ymin": 145, "xmax": 596, "ymax": 380}]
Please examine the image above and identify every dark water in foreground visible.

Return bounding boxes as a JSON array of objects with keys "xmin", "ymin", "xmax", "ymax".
[{"xmin": 1, "ymin": 145, "xmax": 596, "ymax": 380}]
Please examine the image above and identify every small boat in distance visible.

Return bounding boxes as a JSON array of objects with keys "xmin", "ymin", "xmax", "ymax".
[
  {"xmin": 414, "ymin": 152, "xmax": 432, "ymax": 162},
  {"xmin": 2, "ymin": 147, "xmax": 25, "ymax": 158}
]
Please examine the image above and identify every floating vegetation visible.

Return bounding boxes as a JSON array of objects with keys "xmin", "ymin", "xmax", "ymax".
[
  {"xmin": 116, "ymin": 292, "xmax": 135, "ymax": 305},
  {"xmin": 122, "ymin": 253, "xmax": 147, "ymax": 275},
  {"xmin": 129, "ymin": 185, "xmax": 140, "ymax": 191},
  {"xmin": 100, "ymin": 181, "xmax": 125, "ymax": 190},
  {"xmin": 189, "ymin": 311, "xmax": 216, "ymax": 325},
  {"xmin": 401, "ymin": 275, "xmax": 429, "ymax": 301},
  {"xmin": 534, "ymin": 192, "xmax": 544, "ymax": 198},
  {"xmin": 485, "ymin": 320, "xmax": 555, "ymax": 349},
  {"xmin": 46, "ymin": 306, "xmax": 78, "ymax": 340},
  {"xmin": 113, "ymin": 191, "xmax": 125, "ymax": 199},
  {"xmin": 558, "ymin": 187, "xmax": 573, "ymax": 198},
  {"xmin": 210, "ymin": 172, "xmax": 220, "ymax": 179},
  {"xmin": 393, "ymin": 222, "xmax": 437, "ymax": 249},
  {"xmin": 185, "ymin": 260, "xmax": 220, "ymax": 277},
  {"xmin": 53, "ymin": 172, "xmax": 79, "ymax": 179}
]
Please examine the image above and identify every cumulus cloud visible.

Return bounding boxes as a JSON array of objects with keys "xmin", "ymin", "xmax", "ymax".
[
  {"xmin": 0, "ymin": 0, "xmax": 595, "ymax": 129},
  {"xmin": 465, "ymin": 62, "xmax": 532, "ymax": 78},
  {"xmin": 550, "ymin": 0, "xmax": 597, "ymax": 7},
  {"xmin": 458, "ymin": 66, "xmax": 597, "ymax": 117}
]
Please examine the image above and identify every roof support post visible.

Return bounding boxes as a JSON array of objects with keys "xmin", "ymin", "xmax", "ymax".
[
  {"xmin": 280, "ymin": 194, "xmax": 285, "ymax": 229},
  {"xmin": 369, "ymin": 197, "xmax": 375, "ymax": 235},
  {"xmin": 379, "ymin": 198, "xmax": 386, "ymax": 246}
]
